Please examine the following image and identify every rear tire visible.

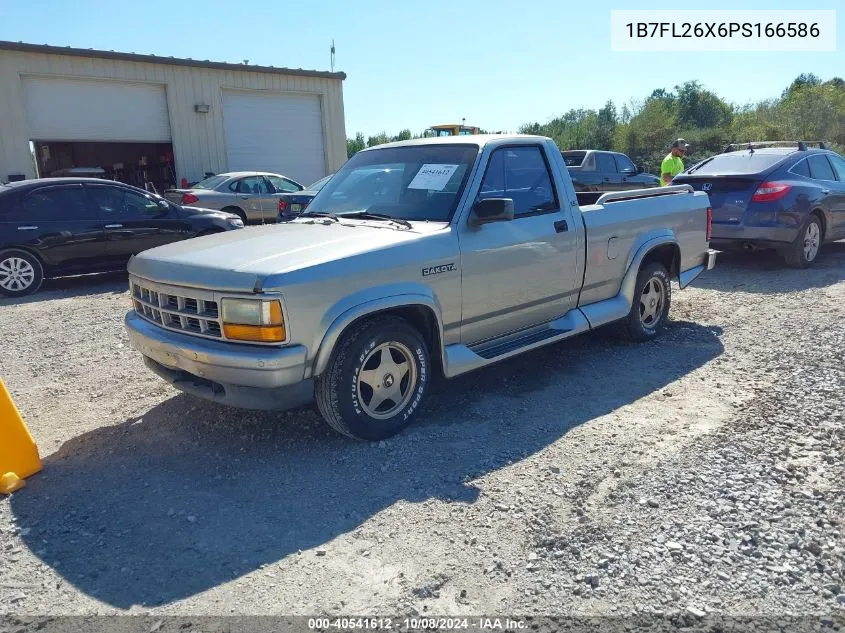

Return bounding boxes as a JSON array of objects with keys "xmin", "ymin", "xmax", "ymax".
[
  {"xmin": 0, "ymin": 249, "xmax": 44, "ymax": 297},
  {"xmin": 783, "ymin": 215, "xmax": 823, "ymax": 268},
  {"xmin": 621, "ymin": 262, "xmax": 671, "ymax": 342},
  {"xmin": 315, "ymin": 316, "xmax": 430, "ymax": 441},
  {"xmin": 222, "ymin": 207, "xmax": 248, "ymax": 224}
]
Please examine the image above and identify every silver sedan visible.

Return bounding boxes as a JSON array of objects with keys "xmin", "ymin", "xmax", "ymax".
[{"xmin": 164, "ymin": 172, "xmax": 305, "ymax": 223}]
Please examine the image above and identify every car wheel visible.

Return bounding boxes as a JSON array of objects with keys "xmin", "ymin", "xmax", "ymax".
[
  {"xmin": 0, "ymin": 249, "xmax": 44, "ymax": 297},
  {"xmin": 222, "ymin": 207, "xmax": 248, "ymax": 224},
  {"xmin": 783, "ymin": 215, "xmax": 823, "ymax": 268},
  {"xmin": 621, "ymin": 261, "xmax": 671, "ymax": 342},
  {"xmin": 315, "ymin": 316, "xmax": 430, "ymax": 441}
]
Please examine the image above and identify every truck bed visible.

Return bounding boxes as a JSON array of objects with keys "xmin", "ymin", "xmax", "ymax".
[{"xmin": 577, "ymin": 186, "xmax": 711, "ymax": 307}]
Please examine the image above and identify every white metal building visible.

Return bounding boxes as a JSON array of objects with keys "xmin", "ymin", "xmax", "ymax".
[{"xmin": 0, "ymin": 41, "xmax": 347, "ymax": 191}]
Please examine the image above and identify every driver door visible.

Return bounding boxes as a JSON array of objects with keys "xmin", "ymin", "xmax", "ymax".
[
  {"xmin": 457, "ymin": 145, "xmax": 581, "ymax": 344},
  {"xmin": 87, "ymin": 184, "xmax": 192, "ymax": 262}
]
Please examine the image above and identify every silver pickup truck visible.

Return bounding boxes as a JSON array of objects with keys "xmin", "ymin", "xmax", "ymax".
[{"xmin": 124, "ymin": 135, "xmax": 716, "ymax": 441}]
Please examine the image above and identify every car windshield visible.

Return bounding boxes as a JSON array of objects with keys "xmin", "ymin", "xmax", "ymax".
[
  {"xmin": 685, "ymin": 152, "xmax": 787, "ymax": 176},
  {"xmin": 304, "ymin": 144, "xmax": 479, "ymax": 222},
  {"xmin": 307, "ymin": 175, "xmax": 333, "ymax": 191},
  {"xmin": 192, "ymin": 175, "xmax": 228, "ymax": 190}
]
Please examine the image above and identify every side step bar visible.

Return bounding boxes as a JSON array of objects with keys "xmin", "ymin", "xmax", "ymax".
[
  {"xmin": 444, "ymin": 310, "xmax": 591, "ymax": 377},
  {"xmin": 473, "ymin": 326, "xmax": 565, "ymax": 360}
]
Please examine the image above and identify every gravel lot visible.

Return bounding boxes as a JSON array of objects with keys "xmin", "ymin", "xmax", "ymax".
[{"xmin": 1, "ymin": 244, "xmax": 844, "ymax": 622}]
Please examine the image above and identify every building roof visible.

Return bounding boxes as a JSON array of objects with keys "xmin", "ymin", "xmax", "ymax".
[{"xmin": 0, "ymin": 40, "xmax": 346, "ymax": 81}]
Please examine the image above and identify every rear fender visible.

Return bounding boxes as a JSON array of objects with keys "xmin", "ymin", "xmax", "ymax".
[{"xmin": 618, "ymin": 232, "xmax": 679, "ymax": 306}]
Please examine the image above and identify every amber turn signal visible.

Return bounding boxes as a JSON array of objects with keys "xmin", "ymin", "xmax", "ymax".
[{"xmin": 222, "ymin": 323, "xmax": 286, "ymax": 343}]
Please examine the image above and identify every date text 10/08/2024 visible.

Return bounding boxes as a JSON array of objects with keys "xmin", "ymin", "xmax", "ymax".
[
  {"xmin": 308, "ymin": 617, "xmax": 528, "ymax": 630},
  {"xmin": 625, "ymin": 22, "xmax": 820, "ymax": 38}
]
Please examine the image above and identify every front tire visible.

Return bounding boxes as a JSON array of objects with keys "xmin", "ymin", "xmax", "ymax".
[
  {"xmin": 0, "ymin": 249, "xmax": 44, "ymax": 297},
  {"xmin": 621, "ymin": 262, "xmax": 671, "ymax": 342},
  {"xmin": 783, "ymin": 215, "xmax": 822, "ymax": 268},
  {"xmin": 315, "ymin": 316, "xmax": 430, "ymax": 441}
]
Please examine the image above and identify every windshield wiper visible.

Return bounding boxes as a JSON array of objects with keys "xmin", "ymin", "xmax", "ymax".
[
  {"xmin": 299, "ymin": 210, "xmax": 339, "ymax": 222},
  {"xmin": 339, "ymin": 211, "xmax": 412, "ymax": 229},
  {"xmin": 686, "ymin": 158, "xmax": 715, "ymax": 175}
]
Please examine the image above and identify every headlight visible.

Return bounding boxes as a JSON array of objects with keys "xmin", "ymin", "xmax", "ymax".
[
  {"xmin": 221, "ymin": 298, "xmax": 285, "ymax": 343},
  {"xmin": 227, "ymin": 218, "xmax": 244, "ymax": 228}
]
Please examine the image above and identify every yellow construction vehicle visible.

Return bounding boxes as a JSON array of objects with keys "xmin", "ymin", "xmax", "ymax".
[{"xmin": 424, "ymin": 123, "xmax": 481, "ymax": 137}]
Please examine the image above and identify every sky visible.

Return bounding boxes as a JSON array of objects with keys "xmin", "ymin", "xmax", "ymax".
[{"xmin": 1, "ymin": 0, "xmax": 842, "ymax": 138}]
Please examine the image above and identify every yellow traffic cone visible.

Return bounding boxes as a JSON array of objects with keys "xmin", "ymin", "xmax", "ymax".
[{"xmin": 0, "ymin": 379, "xmax": 41, "ymax": 494}]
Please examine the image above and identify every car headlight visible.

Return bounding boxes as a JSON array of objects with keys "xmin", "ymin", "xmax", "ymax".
[
  {"xmin": 227, "ymin": 218, "xmax": 244, "ymax": 228},
  {"xmin": 221, "ymin": 298, "xmax": 285, "ymax": 343}
]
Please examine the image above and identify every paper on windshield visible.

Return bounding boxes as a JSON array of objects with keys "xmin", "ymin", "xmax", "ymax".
[{"xmin": 407, "ymin": 164, "xmax": 459, "ymax": 191}]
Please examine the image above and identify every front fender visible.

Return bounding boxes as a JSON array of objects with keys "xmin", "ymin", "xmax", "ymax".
[{"xmin": 306, "ymin": 286, "xmax": 446, "ymax": 379}]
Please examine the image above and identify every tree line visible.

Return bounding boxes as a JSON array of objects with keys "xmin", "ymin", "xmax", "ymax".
[{"xmin": 346, "ymin": 74, "xmax": 845, "ymax": 175}]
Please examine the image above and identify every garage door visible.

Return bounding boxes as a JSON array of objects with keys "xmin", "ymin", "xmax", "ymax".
[
  {"xmin": 223, "ymin": 91, "xmax": 326, "ymax": 186},
  {"xmin": 22, "ymin": 77, "xmax": 171, "ymax": 142}
]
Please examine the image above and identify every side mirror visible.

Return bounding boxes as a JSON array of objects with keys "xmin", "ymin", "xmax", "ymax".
[
  {"xmin": 621, "ymin": 167, "xmax": 637, "ymax": 176},
  {"xmin": 470, "ymin": 198, "xmax": 514, "ymax": 226}
]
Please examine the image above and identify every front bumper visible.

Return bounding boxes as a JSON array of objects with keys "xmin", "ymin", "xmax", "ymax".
[{"xmin": 125, "ymin": 311, "xmax": 313, "ymax": 410}]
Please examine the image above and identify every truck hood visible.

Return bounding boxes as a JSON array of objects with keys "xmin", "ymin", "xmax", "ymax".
[{"xmin": 128, "ymin": 219, "xmax": 441, "ymax": 291}]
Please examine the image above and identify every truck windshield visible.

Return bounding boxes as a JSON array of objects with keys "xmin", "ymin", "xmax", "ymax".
[{"xmin": 304, "ymin": 144, "xmax": 479, "ymax": 222}]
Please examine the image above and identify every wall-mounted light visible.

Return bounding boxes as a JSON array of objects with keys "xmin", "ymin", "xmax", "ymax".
[{"xmin": 194, "ymin": 103, "xmax": 211, "ymax": 114}]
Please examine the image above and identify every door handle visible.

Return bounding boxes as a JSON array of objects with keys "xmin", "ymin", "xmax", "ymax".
[
  {"xmin": 554, "ymin": 219, "xmax": 569, "ymax": 233},
  {"xmin": 17, "ymin": 226, "xmax": 38, "ymax": 231},
  {"xmin": 240, "ymin": 196, "xmax": 251, "ymax": 200},
  {"xmin": 105, "ymin": 224, "xmax": 124, "ymax": 228}
]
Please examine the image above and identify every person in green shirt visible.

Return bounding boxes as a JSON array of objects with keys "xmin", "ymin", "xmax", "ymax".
[{"xmin": 661, "ymin": 138, "xmax": 689, "ymax": 186}]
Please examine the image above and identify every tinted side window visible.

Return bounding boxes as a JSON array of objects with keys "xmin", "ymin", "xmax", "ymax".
[
  {"xmin": 20, "ymin": 186, "xmax": 93, "ymax": 221},
  {"xmin": 478, "ymin": 146, "xmax": 557, "ymax": 217},
  {"xmin": 124, "ymin": 190, "xmax": 166, "ymax": 217},
  {"xmin": 479, "ymin": 151, "xmax": 505, "ymax": 195},
  {"xmin": 595, "ymin": 153, "xmax": 617, "ymax": 173},
  {"xmin": 790, "ymin": 159, "xmax": 810, "ymax": 177},
  {"xmin": 614, "ymin": 154, "xmax": 636, "ymax": 173},
  {"xmin": 826, "ymin": 154, "xmax": 845, "ymax": 181},
  {"xmin": 808, "ymin": 155, "xmax": 836, "ymax": 181},
  {"xmin": 88, "ymin": 186, "xmax": 126, "ymax": 216}
]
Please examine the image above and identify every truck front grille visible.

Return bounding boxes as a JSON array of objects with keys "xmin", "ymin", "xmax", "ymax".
[{"xmin": 131, "ymin": 280, "xmax": 223, "ymax": 339}]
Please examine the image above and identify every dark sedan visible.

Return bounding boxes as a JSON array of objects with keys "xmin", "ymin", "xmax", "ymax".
[
  {"xmin": 674, "ymin": 142, "xmax": 845, "ymax": 267},
  {"xmin": 0, "ymin": 178, "xmax": 244, "ymax": 297},
  {"xmin": 276, "ymin": 174, "xmax": 333, "ymax": 221}
]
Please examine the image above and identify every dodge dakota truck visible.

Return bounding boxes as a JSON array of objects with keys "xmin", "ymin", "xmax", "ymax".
[{"xmin": 124, "ymin": 135, "xmax": 716, "ymax": 441}]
